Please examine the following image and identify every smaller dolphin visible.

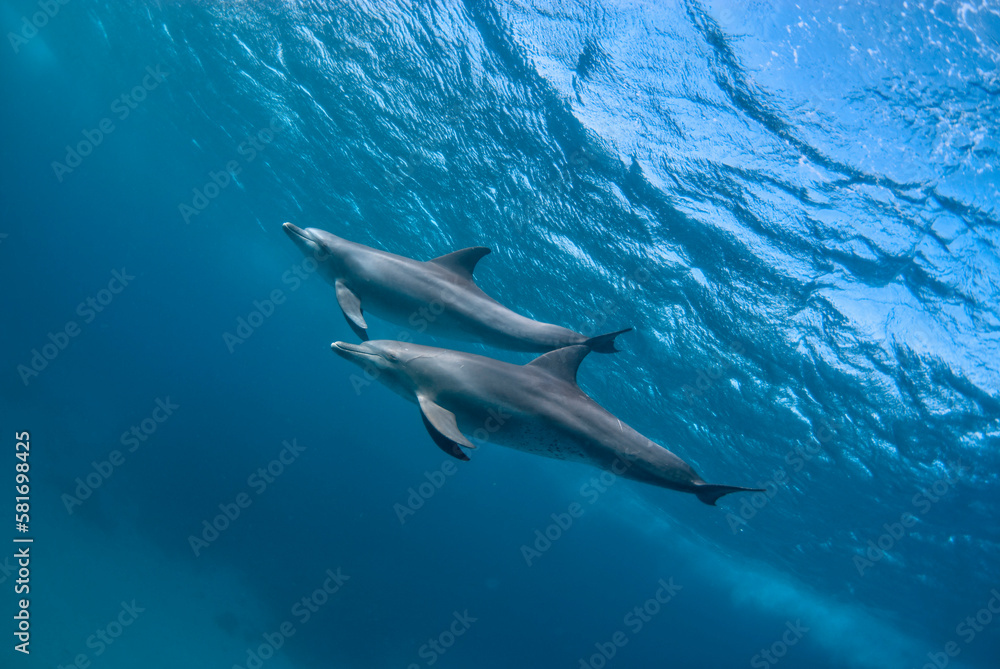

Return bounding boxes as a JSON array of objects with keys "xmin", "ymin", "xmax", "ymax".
[
  {"xmin": 283, "ymin": 223, "xmax": 628, "ymax": 352},
  {"xmin": 331, "ymin": 339, "xmax": 763, "ymax": 505}
]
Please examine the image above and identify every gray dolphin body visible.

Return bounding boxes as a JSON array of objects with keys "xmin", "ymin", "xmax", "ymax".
[
  {"xmin": 283, "ymin": 223, "xmax": 628, "ymax": 352},
  {"xmin": 332, "ymin": 339, "xmax": 762, "ymax": 505}
]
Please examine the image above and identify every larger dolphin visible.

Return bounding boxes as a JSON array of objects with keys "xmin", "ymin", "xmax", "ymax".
[
  {"xmin": 283, "ymin": 223, "xmax": 628, "ymax": 352},
  {"xmin": 331, "ymin": 339, "xmax": 763, "ymax": 505}
]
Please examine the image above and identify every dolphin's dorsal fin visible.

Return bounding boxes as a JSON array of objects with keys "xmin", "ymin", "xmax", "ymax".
[
  {"xmin": 418, "ymin": 394, "xmax": 475, "ymax": 461},
  {"xmin": 335, "ymin": 280, "xmax": 369, "ymax": 341},
  {"xmin": 429, "ymin": 247, "xmax": 491, "ymax": 281},
  {"xmin": 527, "ymin": 345, "xmax": 592, "ymax": 385}
]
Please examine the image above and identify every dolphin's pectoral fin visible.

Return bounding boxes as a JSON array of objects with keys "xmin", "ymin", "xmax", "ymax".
[
  {"xmin": 418, "ymin": 395, "xmax": 474, "ymax": 461},
  {"xmin": 345, "ymin": 318, "xmax": 369, "ymax": 341},
  {"xmin": 335, "ymin": 280, "xmax": 368, "ymax": 341},
  {"xmin": 527, "ymin": 345, "xmax": 593, "ymax": 385},
  {"xmin": 429, "ymin": 246, "xmax": 491, "ymax": 281},
  {"xmin": 421, "ymin": 413, "xmax": 471, "ymax": 461}
]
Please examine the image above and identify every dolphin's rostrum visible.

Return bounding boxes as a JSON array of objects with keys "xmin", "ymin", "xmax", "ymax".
[
  {"xmin": 332, "ymin": 339, "xmax": 763, "ymax": 505},
  {"xmin": 283, "ymin": 223, "xmax": 629, "ymax": 352}
]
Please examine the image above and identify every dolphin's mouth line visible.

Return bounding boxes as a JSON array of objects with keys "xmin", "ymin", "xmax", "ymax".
[
  {"xmin": 282, "ymin": 222, "xmax": 313, "ymax": 242},
  {"xmin": 332, "ymin": 342, "xmax": 381, "ymax": 359}
]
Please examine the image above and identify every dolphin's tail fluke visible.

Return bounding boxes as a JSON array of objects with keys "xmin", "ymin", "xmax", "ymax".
[
  {"xmin": 585, "ymin": 328, "xmax": 633, "ymax": 353},
  {"xmin": 693, "ymin": 483, "xmax": 764, "ymax": 506}
]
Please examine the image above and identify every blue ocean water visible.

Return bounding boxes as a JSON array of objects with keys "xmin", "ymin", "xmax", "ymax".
[{"xmin": 2, "ymin": 0, "xmax": 999, "ymax": 667}]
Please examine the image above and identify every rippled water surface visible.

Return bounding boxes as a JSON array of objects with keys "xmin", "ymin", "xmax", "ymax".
[{"xmin": 2, "ymin": 1, "xmax": 998, "ymax": 668}]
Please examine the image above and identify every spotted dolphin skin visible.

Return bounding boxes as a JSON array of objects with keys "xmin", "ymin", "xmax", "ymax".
[
  {"xmin": 331, "ymin": 339, "xmax": 763, "ymax": 505},
  {"xmin": 283, "ymin": 222, "xmax": 629, "ymax": 352}
]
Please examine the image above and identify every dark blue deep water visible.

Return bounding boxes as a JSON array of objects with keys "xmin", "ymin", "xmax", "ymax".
[{"xmin": 2, "ymin": 1, "xmax": 999, "ymax": 668}]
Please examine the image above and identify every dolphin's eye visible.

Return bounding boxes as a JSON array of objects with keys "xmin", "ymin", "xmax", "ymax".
[{"xmin": 385, "ymin": 352, "xmax": 399, "ymax": 363}]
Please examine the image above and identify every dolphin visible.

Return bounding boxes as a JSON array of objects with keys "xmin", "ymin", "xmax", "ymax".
[
  {"xmin": 283, "ymin": 223, "xmax": 629, "ymax": 352},
  {"xmin": 331, "ymin": 339, "xmax": 763, "ymax": 505}
]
